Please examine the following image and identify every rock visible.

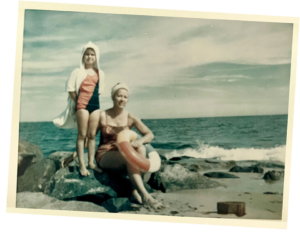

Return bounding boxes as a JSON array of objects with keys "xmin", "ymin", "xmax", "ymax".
[
  {"xmin": 44, "ymin": 167, "xmax": 152, "ymax": 203},
  {"xmin": 236, "ymin": 160, "xmax": 285, "ymax": 169},
  {"xmin": 203, "ymin": 172, "xmax": 239, "ymax": 178},
  {"xmin": 18, "ymin": 140, "xmax": 44, "ymax": 176},
  {"xmin": 187, "ymin": 164, "xmax": 199, "ymax": 172},
  {"xmin": 17, "ymin": 158, "xmax": 60, "ymax": 193},
  {"xmin": 263, "ymin": 192, "xmax": 279, "ymax": 195},
  {"xmin": 229, "ymin": 165, "xmax": 264, "ymax": 173},
  {"xmin": 169, "ymin": 156, "xmax": 194, "ymax": 161},
  {"xmin": 18, "ymin": 139, "xmax": 43, "ymax": 161},
  {"xmin": 159, "ymin": 155, "xmax": 167, "ymax": 161},
  {"xmin": 101, "ymin": 198, "xmax": 132, "ymax": 212},
  {"xmin": 49, "ymin": 151, "xmax": 89, "ymax": 167},
  {"xmin": 16, "ymin": 192, "xmax": 108, "ymax": 212},
  {"xmin": 18, "ymin": 154, "xmax": 37, "ymax": 177},
  {"xmin": 49, "ymin": 151, "xmax": 76, "ymax": 166},
  {"xmin": 205, "ymin": 159, "xmax": 222, "ymax": 163},
  {"xmin": 167, "ymin": 157, "xmax": 236, "ymax": 172},
  {"xmin": 170, "ymin": 211, "xmax": 179, "ymax": 215},
  {"xmin": 257, "ymin": 161, "xmax": 285, "ymax": 169},
  {"xmin": 147, "ymin": 164, "xmax": 221, "ymax": 193},
  {"xmin": 44, "ymin": 167, "xmax": 118, "ymax": 200},
  {"xmin": 263, "ymin": 171, "xmax": 284, "ymax": 181}
]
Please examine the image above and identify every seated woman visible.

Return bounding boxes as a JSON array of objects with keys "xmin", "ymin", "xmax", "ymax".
[{"xmin": 62, "ymin": 82, "xmax": 163, "ymax": 210}]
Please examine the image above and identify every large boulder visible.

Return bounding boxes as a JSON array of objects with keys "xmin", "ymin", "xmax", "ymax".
[
  {"xmin": 167, "ymin": 157, "xmax": 236, "ymax": 172},
  {"xmin": 44, "ymin": 167, "xmax": 118, "ymax": 200},
  {"xmin": 44, "ymin": 167, "xmax": 152, "ymax": 204},
  {"xmin": 203, "ymin": 172, "xmax": 239, "ymax": 179},
  {"xmin": 263, "ymin": 170, "xmax": 284, "ymax": 181},
  {"xmin": 16, "ymin": 192, "xmax": 108, "ymax": 212},
  {"xmin": 18, "ymin": 139, "xmax": 44, "ymax": 176},
  {"xmin": 147, "ymin": 164, "xmax": 221, "ymax": 193},
  {"xmin": 229, "ymin": 165, "xmax": 264, "ymax": 173},
  {"xmin": 18, "ymin": 154, "xmax": 37, "ymax": 177},
  {"xmin": 49, "ymin": 151, "xmax": 90, "ymax": 167},
  {"xmin": 17, "ymin": 158, "xmax": 60, "ymax": 193},
  {"xmin": 236, "ymin": 160, "xmax": 285, "ymax": 169},
  {"xmin": 18, "ymin": 139, "xmax": 43, "ymax": 161}
]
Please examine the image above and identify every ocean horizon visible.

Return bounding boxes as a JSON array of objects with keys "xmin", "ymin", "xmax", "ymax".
[
  {"xmin": 19, "ymin": 113, "xmax": 288, "ymax": 123},
  {"xmin": 19, "ymin": 114, "xmax": 288, "ymax": 163}
]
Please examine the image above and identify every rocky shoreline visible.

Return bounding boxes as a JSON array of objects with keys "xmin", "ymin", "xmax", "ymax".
[{"xmin": 16, "ymin": 140, "xmax": 285, "ymax": 217}]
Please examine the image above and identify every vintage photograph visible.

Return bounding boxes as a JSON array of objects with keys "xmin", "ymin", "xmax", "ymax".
[{"xmin": 12, "ymin": 3, "xmax": 296, "ymax": 223}]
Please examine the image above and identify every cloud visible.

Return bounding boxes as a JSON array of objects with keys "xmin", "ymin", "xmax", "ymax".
[
  {"xmin": 21, "ymin": 76, "xmax": 67, "ymax": 88},
  {"xmin": 24, "ymin": 36, "xmax": 76, "ymax": 42},
  {"xmin": 19, "ymin": 10, "xmax": 293, "ymax": 121}
]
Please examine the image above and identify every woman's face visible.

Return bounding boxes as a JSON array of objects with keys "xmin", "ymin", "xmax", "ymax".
[
  {"xmin": 83, "ymin": 48, "xmax": 96, "ymax": 66},
  {"xmin": 113, "ymin": 89, "xmax": 129, "ymax": 108}
]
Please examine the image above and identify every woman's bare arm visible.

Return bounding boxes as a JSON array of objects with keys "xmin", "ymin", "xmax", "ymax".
[{"xmin": 130, "ymin": 113, "xmax": 154, "ymax": 148}]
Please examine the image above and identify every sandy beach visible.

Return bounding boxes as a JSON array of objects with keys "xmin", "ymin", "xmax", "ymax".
[{"xmin": 122, "ymin": 169, "xmax": 283, "ymax": 219}]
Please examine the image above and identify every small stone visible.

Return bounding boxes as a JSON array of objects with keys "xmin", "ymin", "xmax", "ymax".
[{"xmin": 263, "ymin": 171, "xmax": 284, "ymax": 181}]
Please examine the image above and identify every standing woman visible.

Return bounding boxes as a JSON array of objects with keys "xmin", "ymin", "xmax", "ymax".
[{"xmin": 53, "ymin": 41, "xmax": 104, "ymax": 176}]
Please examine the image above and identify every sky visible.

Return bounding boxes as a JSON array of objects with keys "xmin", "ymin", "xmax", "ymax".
[{"xmin": 20, "ymin": 10, "xmax": 294, "ymax": 122}]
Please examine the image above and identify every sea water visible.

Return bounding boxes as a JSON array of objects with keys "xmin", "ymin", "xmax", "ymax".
[{"xmin": 19, "ymin": 115, "xmax": 288, "ymax": 162}]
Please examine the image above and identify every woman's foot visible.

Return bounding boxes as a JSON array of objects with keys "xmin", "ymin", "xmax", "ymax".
[
  {"xmin": 61, "ymin": 151, "xmax": 77, "ymax": 168},
  {"xmin": 80, "ymin": 166, "xmax": 90, "ymax": 176},
  {"xmin": 88, "ymin": 163, "xmax": 103, "ymax": 173},
  {"xmin": 142, "ymin": 194, "xmax": 165, "ymax": 211}
]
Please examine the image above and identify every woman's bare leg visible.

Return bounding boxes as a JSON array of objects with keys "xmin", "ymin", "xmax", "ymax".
[
  {"xmin": 126, "ymin": 145, "xmax": 163, "ymax": 209},
  {"xmin": 76, "ymin": 109, "xmax": 90, "ymax": 176},
  {"xmin": 99, "ymin": 148, "xmax": 163, "ymax": 209},
  {"xmin": 99, "ymin": 151, "xmax": 142, "ymax": 203},
  {"xmin": 130, "ymin": 145, "xmax": 145, "ymax": 204},
  {"xmin": 87, "ymin": 110, "xmax": 102, "ymax": 173}
]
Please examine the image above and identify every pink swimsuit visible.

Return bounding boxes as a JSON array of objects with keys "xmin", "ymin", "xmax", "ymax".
[
  {"xmin": 95, "ymin": 112, "xmax": 131, "ymax": 165},
  {"xmin": 76, "ymin": 72, "xmax": 99, "ymax": 113}
]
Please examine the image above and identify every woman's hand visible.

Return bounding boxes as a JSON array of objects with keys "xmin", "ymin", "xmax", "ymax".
[{"xmin": 131, "ymin": 139, "xmax": 144, "ymax": 149}]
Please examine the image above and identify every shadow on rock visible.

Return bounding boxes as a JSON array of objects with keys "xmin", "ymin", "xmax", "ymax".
[{"xmin": 44, "ymin": 166, "xmax": 153, "ymax": 207}]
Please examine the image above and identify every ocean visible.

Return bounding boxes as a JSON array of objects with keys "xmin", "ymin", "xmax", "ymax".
[{"xmin": 19, "ymin": 115, "xmax": 288, "ymax": 163}]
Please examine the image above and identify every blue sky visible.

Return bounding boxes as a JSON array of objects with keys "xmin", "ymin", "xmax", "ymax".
[{"xmin": 20, "ymin": 10, "xmax": 293, "ymax": 121}]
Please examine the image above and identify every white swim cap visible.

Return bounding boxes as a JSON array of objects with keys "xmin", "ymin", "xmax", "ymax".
[{"xmin": 111, "ymin": 82, "xmax": 130, "ymax": 97}]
